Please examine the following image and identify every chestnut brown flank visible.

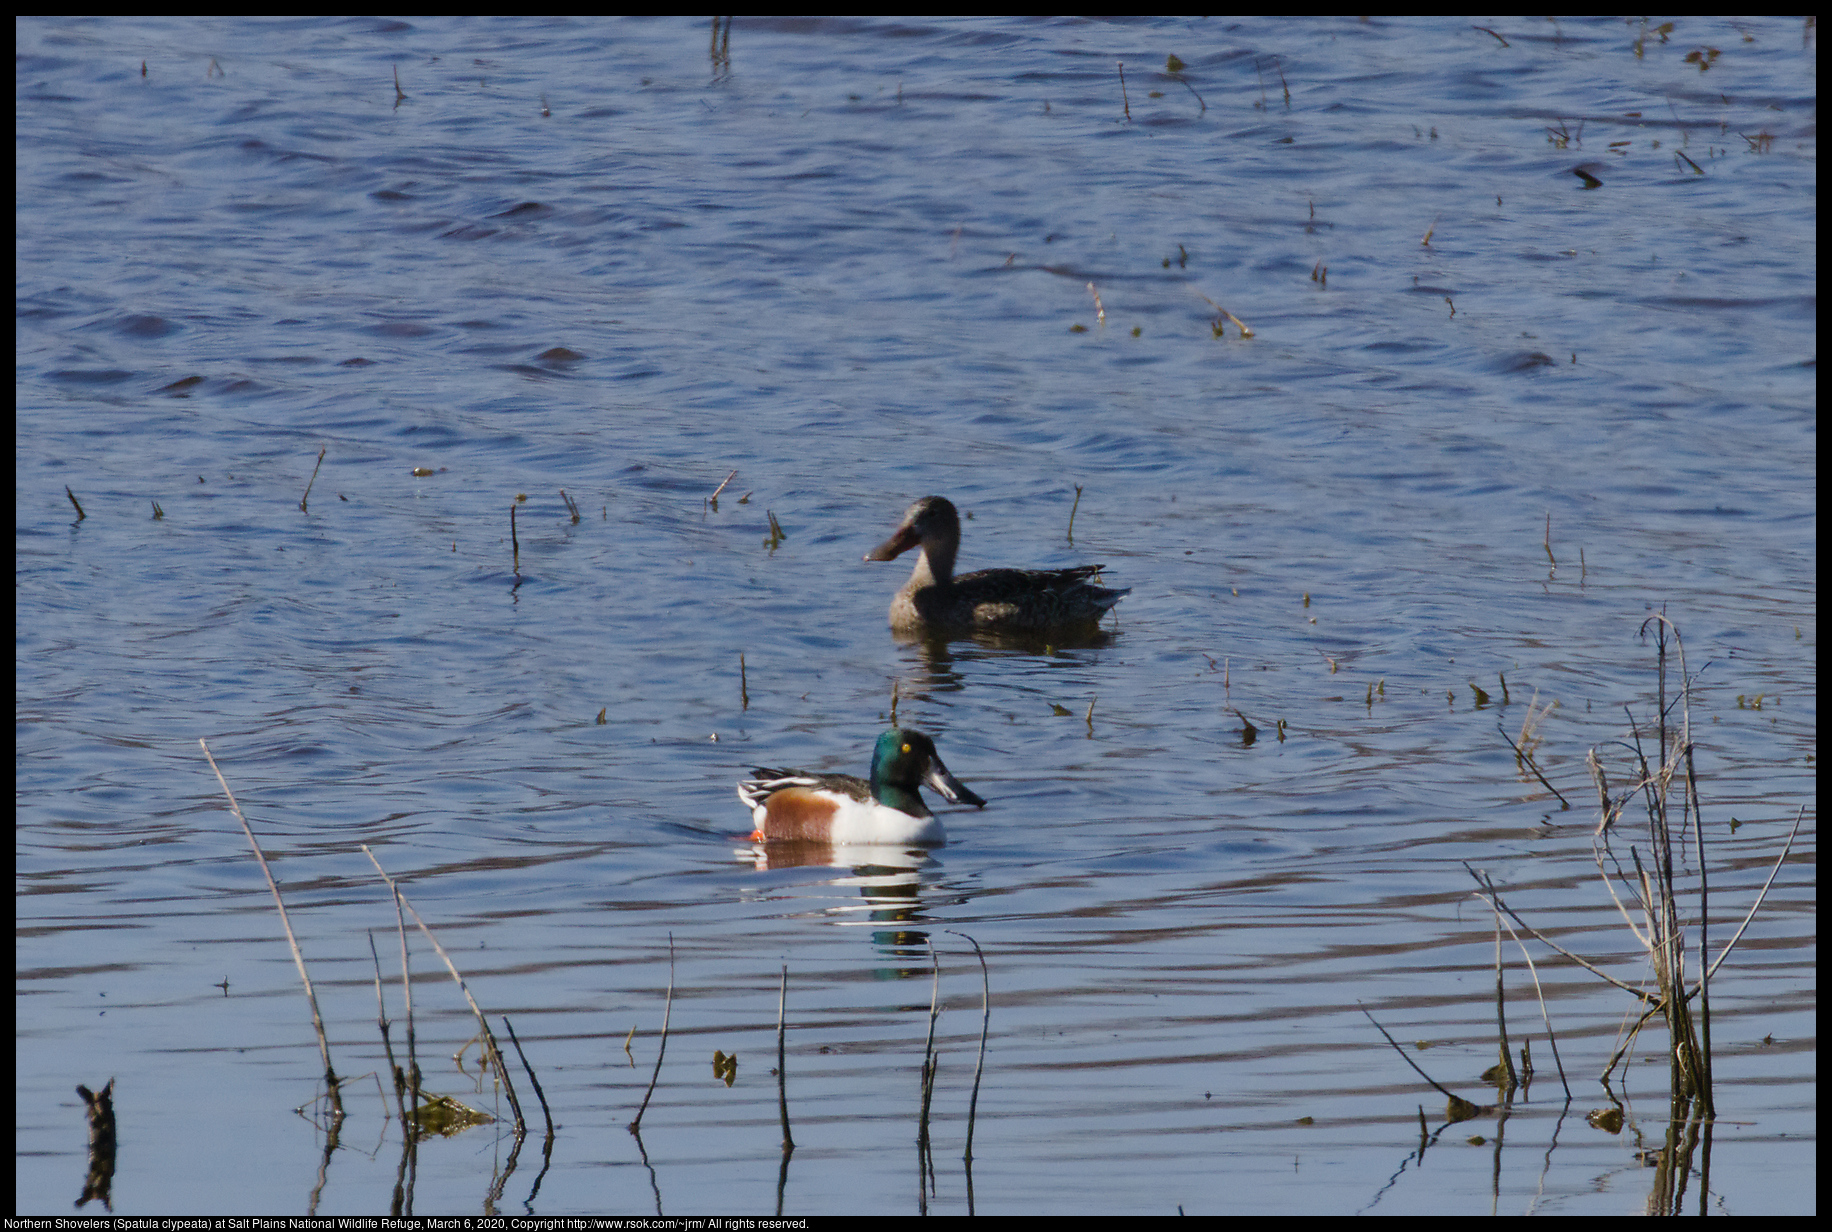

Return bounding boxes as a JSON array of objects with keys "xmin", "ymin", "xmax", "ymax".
[{"xmin": 754, "ymin": 788, "xmax": 836, "ymax": 842}]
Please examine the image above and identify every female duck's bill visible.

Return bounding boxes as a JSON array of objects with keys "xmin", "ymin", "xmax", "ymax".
[
  {"xmin": 738, "ymin": 728, "xmax": 985, "ymax": 845},
  {"xmin": 866, "ymin": 495, "xmax": 1128, "ymax": 637}
]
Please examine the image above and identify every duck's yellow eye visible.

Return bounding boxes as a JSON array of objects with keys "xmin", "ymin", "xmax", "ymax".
[{"xmin": 902, "ymin": 743, "xmax": 912, "ymax": 754}]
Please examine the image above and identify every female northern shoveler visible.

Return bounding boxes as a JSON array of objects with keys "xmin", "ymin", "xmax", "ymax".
[
  {"xmin": 865, "ymin": 495, "xmax": 1129, "ymax": 637},
  {"xmin": 738, "ymin": 728, "xmax": 986, "ymax": 845}
]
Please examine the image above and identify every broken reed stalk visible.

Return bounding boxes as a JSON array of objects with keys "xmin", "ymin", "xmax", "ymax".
[
  {"xmin": 1466, "ymin": 867, "xmax": 1572, "ymax": 1099},
  {"xmin": 1489, "ymin": 900, "xmax": 1517, "ymax": 1089},
  {"xmin": 630, "ymin": 935, "xmax": 675, "ymax": 1133},
  {"xmin": 1590, "ymin": 622, "xmax": 1706, "ymax": 1104},
  {"xmin": 1577, "ymin": 801, "xmax": 1805, "ymax": 1115},
  {"xmin": 1066, "ymin": 484, "xmax": 1082, "ymax": 542},
  {"xmin": 1699, "ymin": 804, "xmax": 1804, "ymax": 985},
  {"xmin": 368, "ymin": 932, "xmax": 410, "ymax": 1128},
  {"xmin": 1639, "ymin": 614, "xmax": 1712, "ymax": 1114},
  {"xmin": 1190, "ymin": 287, "xmax": 1254, "ymax": 339},
  {"xmin": 917, "ymin": 942, "xmax": 943, "ymax": 1158},
  {"xmin": 300, "ymin": 446, "xmax": 326, "ymax": 513},
  {"xmin": 710, "ymin": 469, "xmax": 737, "ymax": 504},
  {"xmin": 66, "ymin": 486, "xmax": 86, "ymax": 520},
  {"xmin": 1491, "ymin": 618, "xmax": 1799, "ymax": 1125},
  {"xmin": 501, "ymin": 1016, "xmax": 555, "ymax": 1142},
  {"xmin": 1675, "ymin": 628, "xmax": 1717, "ymax": 1109},
  {"xmin": 510, "ymin": 503, "xmax": 520, "ymax": 576},
  {"xmin": 1485, "ymin": 873, "xmax": 1664, "ymax": 1001},
  {"xmin": 945, "ymin": 931, "xmax": 991, "ymax": 1164},
  {"xmin": 1361, "ymin": 1006, "xmax": 1483, "ymax": 1123},
  {"xmin": 740, "ymin": 652, "xmax": 749, "ymax": 711},
  {"xmin": 776, "ymin": 964, "xmax": 794, "ymax": 1152},
  {"xmin": 201, "ymin": 738, "xmax": 344, "ymax": 1115},
  {"xmin": 386, "ymin": 882, "xmax": 424, "ymax": 1120},
  {"xmin": 1497, "ymin": 721, "xmax": 1569, "ymax": 809},
  {"xmin": 362, "ymin": 846, "xmax": 525, "ymax": 1134},
  {"xmin": 1117, "ymin": 61, "xmax": 1130, "ymax": 121}
]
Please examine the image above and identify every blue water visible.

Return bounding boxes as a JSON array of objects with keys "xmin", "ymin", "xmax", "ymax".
[{"xmin": 17, "ymin": 15, "xmax": 1815, "ymax": 1216}]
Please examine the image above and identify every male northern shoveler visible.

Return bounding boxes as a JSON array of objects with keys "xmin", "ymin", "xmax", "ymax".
[
  {"xmin": 865, "ymin": 495, "xmax": 1129, "ymax": 637},
  {"xmin": 738, "ymin": 728, "xmax": 986, "ymax": 845}
]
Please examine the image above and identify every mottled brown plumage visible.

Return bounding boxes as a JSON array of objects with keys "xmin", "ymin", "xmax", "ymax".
[{"xmin": 865, "ymin": 496, "xmax": 1128, "ymax": 637}]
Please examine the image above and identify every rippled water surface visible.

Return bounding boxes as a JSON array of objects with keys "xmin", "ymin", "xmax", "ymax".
[{"xmin": 17, "ymin": 15, "xmax": 1815, "ymax": 1217}]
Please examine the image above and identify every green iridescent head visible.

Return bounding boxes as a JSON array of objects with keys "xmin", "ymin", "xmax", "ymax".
[{"xmin": 870, "ymin": 728, "xmax": 986, "ymax": 814}]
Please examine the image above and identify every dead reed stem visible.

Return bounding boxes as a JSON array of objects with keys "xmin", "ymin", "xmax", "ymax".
[
  {"xmin": 629, "ymin": 935, "xmax": 675, "ymax": 1133},
  {"xmin": 502, "ymin": 1016, "xmax": 555, "ymax": 1142},
  {"xmin": 1489, "ymin": 900, "xmax": 1518, "ymax": 1090},
  {"xmin": 362, "ymin": 846, "xmax": 524, "ymax": 1134},
  {"xmin": 1360, "ymin": 1006, "xmax": 1481, "ymax": 1122},
  {"xmin": 201, "ymin": 738, "xmax": 344, "ymax": 1115},
  {"xmin": 776, "ymin": 964, "xmax": 794, "ymax": 1152},
  {"xmin": 945, "ymin": 931, "xmax": 991, "ymax": 1165},
  {"xmin": 1467, "ymin": 867, "xmax": 1572, "ymax": 1099},
  {"xmin": 1497, "ymin": 720, "xmax": 1569, "ymax": 808},
  {"xmin": 385, "ymin": 883, "xmax": 423, "ymax": 1120},
  {"xmin": 917, "ymin": 942, "xmax": 942, "ymax": 1166},
  {"xmin": 368, "ymin": 932, "xmax": 409, "ymax": 1127},
  {"xmin": 300, "ymin": 446, "xmax": 325, "ymax": 512},
  {"xmin": 1190, "ymin": 287, "xmax": 1254, "ymax": 338},
  {"xmin": 1701, "ymin": 804, "xmax": 1804, "ymax": 983},
  {"xmin": 1488, "ymin": 617, "xmax": 1802, "ymax": 1124}
]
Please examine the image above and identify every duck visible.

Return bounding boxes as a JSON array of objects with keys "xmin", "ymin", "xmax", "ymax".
[
  {"xmin": 738, "ymin": 728, "xmax": 986, "ymax": 845},
  {"xmin": 866, "ymin": 495, "xmax": 1129, "ymax": 636}
]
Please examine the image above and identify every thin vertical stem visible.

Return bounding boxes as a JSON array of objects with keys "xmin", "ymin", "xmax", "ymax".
[{"xmin": 776, "ymin": 963, "xmax": 794, "ymax": 1151}]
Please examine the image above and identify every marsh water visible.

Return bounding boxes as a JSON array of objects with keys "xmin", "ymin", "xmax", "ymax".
[{"xmin": 16, "ymin": 16, "xmax": 1815, "ymax": 1216}]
